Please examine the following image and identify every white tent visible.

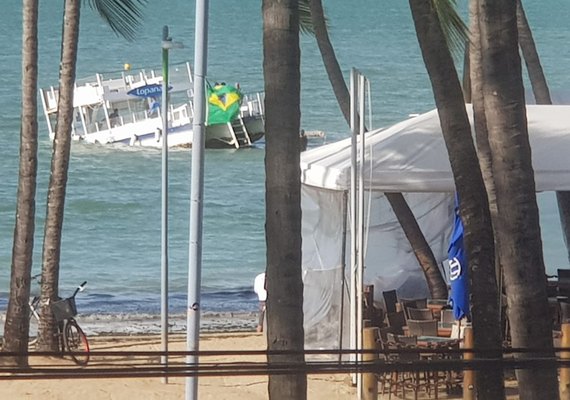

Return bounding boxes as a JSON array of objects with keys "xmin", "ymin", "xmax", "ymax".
[{"xmin": 300, "ymin": 104, "xmax": 570, "ymax": 350}]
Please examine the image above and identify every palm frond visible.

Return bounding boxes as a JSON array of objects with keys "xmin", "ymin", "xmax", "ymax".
[
  {"xmin": 299, "ymin": 0, "xmax": 314, "ymax": 35},
  {"xmin": 432, "ymin": 0, "xmax": 469, "ymax": 60},
  {"xmin": 85, "ymin": 0, "xmax": 147, "ymax": 41}
]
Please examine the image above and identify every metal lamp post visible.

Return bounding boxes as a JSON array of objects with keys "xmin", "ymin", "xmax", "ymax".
[
  {"xmin": 160, "ymin": 25, "xmax": 183, "ymax": 384},
  {"xmin": 186, "ymin": 0, "xmax": 209, "ymax": 399}
]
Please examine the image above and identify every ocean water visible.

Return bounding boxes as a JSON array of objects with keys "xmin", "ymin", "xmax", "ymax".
[{"xmin": 0, "ymin": 0, "xmax": 569, "ymax": 334}]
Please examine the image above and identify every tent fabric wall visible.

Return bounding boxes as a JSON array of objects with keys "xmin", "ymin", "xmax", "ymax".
[
  {"xmin": 300, "ymin": 104, "xmax": 570, "ymax": 351},
  {"xmin": 302, "ymin": 185, "xmax": 453, "ymax": 350},
  {"xmin": 302, "ymin": 185, "xmax": 347, "ymax": 351}
]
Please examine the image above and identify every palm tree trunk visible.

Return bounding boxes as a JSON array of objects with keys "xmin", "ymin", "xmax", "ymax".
[
  {"xmin": 409, "ymin": 1, "xmax": 504, "ymax": 397},
  {"xmin": 516, "ymin": 0, "xmax": 570, "ymax": 264},
  {"xmin": 307, "ymin": 0, "xmax": 350, "ymax": 123},
  {"xmin": 516, "ymin": 0, "xmax": 551, "ymax": 105},
  {"xmin": 2, "ymin": 0, "xmax": 40, "ymax": 367},
  {"xmin": 385, "ymin": 193, "xmax": 447, "ymax": 299},
  {"xmin": 468, "ymin": 0, "xmax": 505, "ymax": 334},
  {"xmin": 477, "ymin": 0, "xmax": 558, "ymax": 397},
  {"xmin": 263, "ymin": 1, "xmax": 307, "ymax": 399},
  {"xmin": 308, "ymin": 0, "xmax": 447, "ymax": 299},
  {"xmin": 37, "ymin": 0, "xmax": 81, "ymax": 352}
]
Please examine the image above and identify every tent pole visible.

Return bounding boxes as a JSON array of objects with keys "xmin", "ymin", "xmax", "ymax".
[
  {"xmin": 356, "ymin": 73, "xmax": 366, "ymax": 399},
  {"xmin": 339, "ymin": 190, "xmax": 349, "ymax": 363},
  {"xmin": 349, "ymin": 68, "xmax": 358, "ymax": 386}
]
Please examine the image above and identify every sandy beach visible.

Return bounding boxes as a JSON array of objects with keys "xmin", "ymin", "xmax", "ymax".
[
  {"xmin": 0, "ymin": 329, "xmax": 525, "ymax": 400},
  {"xmin": 0, "ymin": 332, "xmax": 358, "ymax": 400}
]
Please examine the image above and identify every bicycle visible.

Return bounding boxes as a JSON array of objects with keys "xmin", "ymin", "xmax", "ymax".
[
  {"xmin": 28, "ymin": 274, "xmax": 43, "ymax": 347},
  {"xmin": 28, "ymin": 277, "xmax": 90, "ymax": 366}
]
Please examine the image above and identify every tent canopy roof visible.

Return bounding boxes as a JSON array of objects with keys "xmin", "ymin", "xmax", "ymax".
[{"xmin": 301, "ymin": 105, "xmax": 570, "ymax": 192}]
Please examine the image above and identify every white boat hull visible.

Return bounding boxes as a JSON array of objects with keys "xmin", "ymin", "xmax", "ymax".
[
  {"xmin": 40, "ymin": 61, "xmax": 265, "ymax": 150},
  {"xmin": 74, "ymin": 114, "xmax": 264, "ymax": 149}
]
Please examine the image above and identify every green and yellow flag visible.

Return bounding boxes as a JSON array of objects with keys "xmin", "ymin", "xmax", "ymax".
[{"xmin": 206, "ymin": 82, "xmax": 243, "ymax": 125}]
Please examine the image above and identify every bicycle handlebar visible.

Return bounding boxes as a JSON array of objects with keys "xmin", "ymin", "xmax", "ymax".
[{"xmin": 72, "ymin": 281, "xmax": 88, "ymax": 298}]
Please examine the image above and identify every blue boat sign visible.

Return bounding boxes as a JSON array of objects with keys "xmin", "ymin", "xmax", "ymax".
[{"xmin": 127, "ymin": 84, "xmax": 172, "ymax": 98}]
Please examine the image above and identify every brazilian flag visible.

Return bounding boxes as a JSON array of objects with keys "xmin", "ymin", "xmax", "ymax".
[{"xmin": 206, "ymin": 82, "xmax": 243, "ymax": 125}]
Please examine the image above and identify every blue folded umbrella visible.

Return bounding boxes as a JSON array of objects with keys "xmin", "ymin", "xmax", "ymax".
[{"xmin": 448, "ymin": 194, "xmax": 470, "ymax": 320}]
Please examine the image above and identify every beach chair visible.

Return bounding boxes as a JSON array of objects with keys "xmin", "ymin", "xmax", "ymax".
[
  {"xmin": 379, "ymin": 326, "xmax": 397, "ymax": 345},
  {"xmin": 407, "ymin": 307, "xmax": 434, "ymax": 321},
  {"xmin": 400, "ymin": 298, "xmax": 428, "ymax": 319},
  {"xmin": 407, "ymin": 319, "xmax": 438, "ymax": 337},
  {"xmin": 383, "ymin": 290, "xmax": 399, "ymax": 314},
  {"xmin": 440, "ymin": 309, "xmax": 455, "ymax": 325},
  {"xmin": 387, "ymin": 311, "xmax": 406, "ymax": 335}
]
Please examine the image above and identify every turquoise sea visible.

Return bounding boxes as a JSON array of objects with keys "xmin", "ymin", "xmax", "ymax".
[{"xmin": 0, "ymin": 0, "xmax": 569, "ymax": 333}]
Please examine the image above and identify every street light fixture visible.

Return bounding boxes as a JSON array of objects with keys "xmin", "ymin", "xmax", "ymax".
[{"xmin": 160, "ymin": 25, "xmax": 183, "ymax": 384}]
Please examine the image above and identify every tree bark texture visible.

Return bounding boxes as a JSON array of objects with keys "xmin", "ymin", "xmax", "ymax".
[
  {"xmin": 409, "ymin": 1, "xmax": 505, "ymax": 398},
  {"xmin": 263, "ymin": 0, "xmax": 307, "ymax": 399},
  {"xmin": 468, "ymin": 0, "xmax": 504, "ymax": 297},
  {"xmin": 37, "ymin": 0, "xmax": 81, "ymax": 351},
  {"xmin": 2, "ymin": 0, "xmax": 40, "ymax": 367},
  {"xmin": 477, "ymin": 0, "xmax": 559, "ymax": 398}
]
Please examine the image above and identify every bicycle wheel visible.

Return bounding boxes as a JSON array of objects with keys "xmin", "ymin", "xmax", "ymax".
[{"xmin": 64, "ymin": 319, "xmax": 90, "ymax": 365}]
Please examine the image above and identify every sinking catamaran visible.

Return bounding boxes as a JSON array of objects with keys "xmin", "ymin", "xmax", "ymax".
[{"xmin": 39, "ymin": 61, "xmax": 265, "ymax": 149}]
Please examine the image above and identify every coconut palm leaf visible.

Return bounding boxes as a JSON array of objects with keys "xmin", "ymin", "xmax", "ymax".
[
  {"xmin": 86, "ymin": 0, "xmax": 147, "ymax": 41},
  {"xmin": 299, "ymin": 0, "xmax": 314, "ymax": 35},
  {"xmin": 299, "ymin": 0, "xmax": 330, "ymax": 35},
  {"xmin": 433, "ymin": 0, "xmax": 468, "ymax": 59}
]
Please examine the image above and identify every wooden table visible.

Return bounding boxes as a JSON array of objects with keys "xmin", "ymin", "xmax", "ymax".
[{"xmin": 417, "ymin": 335, "xmax": 461, "ymax": 347}]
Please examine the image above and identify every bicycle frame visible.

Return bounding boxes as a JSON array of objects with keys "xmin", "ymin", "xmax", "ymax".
[{"xmin": 28, "ymin": 278, "xmax": 89, "ymax": 365}]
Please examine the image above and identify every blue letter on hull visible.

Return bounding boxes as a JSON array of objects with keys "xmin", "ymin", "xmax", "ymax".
[{"xmin": 127, "ymin": 84, "xmax": 163, "ymax": 98}]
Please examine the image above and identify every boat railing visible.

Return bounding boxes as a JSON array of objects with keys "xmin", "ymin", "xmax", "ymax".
[
  {"xmin": 41, "ymin": 87, "xmax": 59, "ymax": 113},
  {"xmin": 170, "ymin": 103, "xmax": 192, "ymax": 128},
  {"xmin": 84, "ymin": 103, "xmax": 192, "ymax": 135},
  {"xmin": 73, "ymin": 61, "xmax": 193, "ymax": 96},
  {"xmin": 83, "ymin": 109, "xmax": 152, "ymax": 135},
  {"xmin": 240, "ymin": 91, "xmax": 265, "ymax": 118}
]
